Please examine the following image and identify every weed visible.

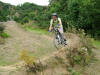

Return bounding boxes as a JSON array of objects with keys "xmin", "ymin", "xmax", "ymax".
[
  {"xmin": 0, "ymin": 24, "xmax": 5, "ymax": 33},
  {"xmin": 71, "ymin": 70, "xmax": 81, "ymax": 75},
  {"xmin": 25, "ymin": 26, "xmax": 48, "ymax": 35},
  {"xmin": 68, "ymin": 68, "xmax": 81, "ymax": 75},
  {"xmin": 20, "ymin": 50, "xmax": 47, "ymax": 73},
  {"xmin": 68, "ymin": 47, "xmax": 93, "ymax": 67},
  {"xmin": 0, "ymin": 32, "xmax": 10, "ymax": 38},
  {"xmin": 93, "ymin": 40, "xmax": 100, "ymax": 49},
  {"xmin": 67, "ymin": 29, "xmax": 94, "ymax": 67},
  {"xmin": 20, "ymin": 50, "xmax": 34, "ymax": 66}
]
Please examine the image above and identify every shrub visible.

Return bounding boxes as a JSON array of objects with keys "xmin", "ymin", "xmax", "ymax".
[
  {"xmin": 21, "ymin": 17, "xmax": 29, "ymax": 24},
  {"xmin": 71, "ymin": 70, "xmax": 81, "ymax": 75},
  {"xmin": 78, "ymin": 29, "xmax": 93, "ymax": 54},
  {"xmin": 14, "ymin": 16, "xmax": 19, "ymax": 22},
  {"xmin": 68, "ymin": 47, "xmax": 92, "ymax": 67},
  {"xmin": 67, "ymin": 29, "xmax": 94, "ymax": 67},
  {"xmin": 20, "ymin": 50, "xmax": 46, "ymax": 73},
  {"xmin": 0, "ymin": 32, "xmax": 10, "ymax": 38},
  {"xmin": 68, "ymin": 68, "xmax": 81, "ymax": 75},
  {"xmin": 0, "ymin": 24, "xmax": 5, "ymax": 33},
  {"xmin": 20, "ymin": 50, "xmax": 34, "ymax": 66}
]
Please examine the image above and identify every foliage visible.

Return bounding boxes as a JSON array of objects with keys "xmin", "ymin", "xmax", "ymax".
[
  {"xmin": 20, "ymin": 50, "xmax": 34, "ymax": 66},
  {"xmin": 1, "ymin": 0, "xmax": 99, "ymax": 38},
  {"xmin": 71, "ymin": 70, "xmax": 81, "ymax": 75},
  {"xmin": 49, "ymin": 0, "xmax": 100, "ymax": 39},
  {"xmin": 20, "ymin": 50, "xmax": 46, "ymax": 73},
  {"xmin": 0, "ymin": 25, "xmax": 5, "ymax": 33},
  {"xmin": 0, "ymin": 1, "xmax": 15, "ymax": 21},
  {"xmin": 67, "ymin": 28, "xmax": 93, "ymax": 50},
  {"xmin": 68, "ymin": 68, "xmax": 81, "ymax": 75},
  {"xmin": 0, "ymin": 23, "xmax": 5, "ymax": 44},
  {"xmin": 0, "ymin": 23, "xmax": 10, "ymax": 38},
  {"xmin": 68, "ymin": 47, "xmax": 93, "ymax": 67},
  {"xmin": 13, "ymin": 16, "xmax": 19, "ymax": 22},
  {"xmin": 93, "ymin": 40, "xmax": 100, "ymax": 49},
  {"xmin": 14, "ymin": 2, "xmax": 47, "ymax": 25},
  {"xmin": 68, "ymin": 30, "xmax": 94, "ymax": 67},
  {"xmin": 21, "ymin": 16, "xmax": 29, "ymax": 24},
  {"xmin": 78, "ymin": 29, "xmax": 93, "ymax": 50},
  {"xmin": 0, "ymin": 32, "xmax": 10, "ymax": 38}
]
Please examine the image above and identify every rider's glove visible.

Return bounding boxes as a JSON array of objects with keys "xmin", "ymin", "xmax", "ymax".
[
  {"xmin": 48, "ymin": 30, "xmax": 51, "ymax": 32},
  {"xmin": 58, "ymin": 24, "xmax": 60, "ymax": 26}
]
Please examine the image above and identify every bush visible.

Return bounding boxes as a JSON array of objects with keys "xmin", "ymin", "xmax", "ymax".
[
  {"xmin": 0, "ymin": 32, "xmax": 10, "ymax": 38},
  {"xmin": 20, "ymin": 50, "xmax": 46, "ymax": 73},
  {"xmin": 21, "ymin": 17, "xmax": 29, "ymax": 24},
  {"xmin": 68, "ymin": 68, "xmax": 81, "ymax": 75},
  {"xmin": 67, "ymin": 29, "xmax": 94, "ymax": 67},
  {"xmin": 20, "ymin": 50, "xmax": 34, "ymax": 66},
  {"xmin": 78, "ymin": 29, "xmax": 93, "ymax": 52},
  {"xmin": 0, "ymin": 24, "xmax": 5, "ymax": 33},
  {"xmin": 68, "ymin": 47, "xmax": 93, "ymax": 67},
  {"xmin": 14, "ymin": 16, "xmax": 19, "ymax": 22}
]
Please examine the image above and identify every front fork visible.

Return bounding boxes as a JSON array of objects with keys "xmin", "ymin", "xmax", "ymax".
[
  {"xmin": 54, "ymin": 29, "xmax": 66, "ymax": 45},
  {"xmin": 55, "ymin": 32, "xmax": 62, "ymax": 44}
]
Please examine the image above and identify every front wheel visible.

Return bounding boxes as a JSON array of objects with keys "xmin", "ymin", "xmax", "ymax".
[{"xmin": 53, "ymin": 35, "xmax": 63, "ymax": 49}]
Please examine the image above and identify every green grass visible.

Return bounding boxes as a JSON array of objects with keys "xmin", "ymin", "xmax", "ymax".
[
  {"xmin": 0, "ymin": 60, "xmax": 13, "ymax": 66},
  {"xmin": 93, "ymin": 40, "xmax": 100, "ymax": 49},
  {"xmin": 0, "ymin": 32, "xmax": 10, "ymax": 38},
  {"xmin": 25, "ymin": 26, "xmax": 48, "ymax": 35},
  {"xmin": 0, "ymin": 56, "xmax": 14, "ymax": 66}
]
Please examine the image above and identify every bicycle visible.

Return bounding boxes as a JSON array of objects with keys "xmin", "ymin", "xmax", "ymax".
[{"xmin": 53, "ymin": 27, "xmax": 67, "ymax": 49}]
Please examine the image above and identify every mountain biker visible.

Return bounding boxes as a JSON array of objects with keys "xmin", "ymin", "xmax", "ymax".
[{"xmin": 49, "ymin": 13, "xmax": 67, "ymax": 45}]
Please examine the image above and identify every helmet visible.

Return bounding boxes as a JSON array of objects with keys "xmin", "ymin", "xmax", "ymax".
[{"xmin": 52, "ymin": 13, "xmax": 58, "ymax": 16}]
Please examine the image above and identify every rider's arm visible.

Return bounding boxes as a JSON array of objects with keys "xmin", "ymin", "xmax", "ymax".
[{"xmin": 49, "ymin": 19, "xmax": 53, "ymax": 31}]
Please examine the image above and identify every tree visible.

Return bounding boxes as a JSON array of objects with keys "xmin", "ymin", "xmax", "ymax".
[{"xmin": 49, "ymin": 0, "xmax": 100, "ymax": 39}]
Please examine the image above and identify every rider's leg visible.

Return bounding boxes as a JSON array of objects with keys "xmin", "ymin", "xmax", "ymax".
[
  {"xmin": 58, "ymin": 27, "xmax": 67, "ymax": 45},
  {"xmin": 58, "ymin": 27, "xmax": 64, "ymax": 39},
  {"xmin": 61, "ymin": 34, "xmax": 67, "ymax": 45},
  {"xmin": 60, "ymin": 33, "xmax": 66, "ymax": 42}
]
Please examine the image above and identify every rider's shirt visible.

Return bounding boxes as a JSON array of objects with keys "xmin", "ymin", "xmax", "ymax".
[
  {"xmin": 50, "ymin": 17, "xmax": 63, "ymax": 34},
  {"xmin": 50, "ymin": 17, "xmax": 63, "ymax": 28}
]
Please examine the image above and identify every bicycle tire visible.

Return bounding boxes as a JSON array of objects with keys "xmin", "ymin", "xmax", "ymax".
[{"xmin": 53, "ymin": 35, "xmax": 63, "ymax": 49}]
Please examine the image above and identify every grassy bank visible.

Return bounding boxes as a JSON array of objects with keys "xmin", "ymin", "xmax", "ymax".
[
  {"xmin": 93, "ymin": 40, "xmax": 100, "ymax": 49},
  {"xmin": 26, "ymin": 26, "xmax": 48, "ymax": 35}
]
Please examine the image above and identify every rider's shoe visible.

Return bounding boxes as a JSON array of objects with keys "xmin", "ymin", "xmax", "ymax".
[{"xmin": 64, "ymin": 39, "xmax": 67, "ymax": 45}]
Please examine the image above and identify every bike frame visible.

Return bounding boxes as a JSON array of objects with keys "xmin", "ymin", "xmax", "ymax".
[
  {"xmin": 52, "ymin": 27, "xmax": 67, "ymax": 49},
  {"xmin": 53, "ymin": 27, "xmax": 62, "ymax": 43}
]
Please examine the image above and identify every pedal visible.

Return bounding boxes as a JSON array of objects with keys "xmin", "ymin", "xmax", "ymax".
[{"xmin": 64, "ymin": 40, "xmax": 67, "ymax": 45}]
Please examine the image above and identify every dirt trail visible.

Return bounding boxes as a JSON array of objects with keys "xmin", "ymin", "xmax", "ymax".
[
  {"xmin": 0, "ymin": 21, "xmax": 55, "ymax": 73},
  {"xmin": 0, "ymin": 21, "xmax": 39, "ymax": 71},
  {"xmin": 2, "ymin": 21, "xmax": 42, "ymax": 50},
  {"xmin": 0, "ymin": 21, "xmax": 81, "ymax": 75},
  {"xmin": 0, "ymin": 47, "xmax": 67, "ymax": 72}
]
